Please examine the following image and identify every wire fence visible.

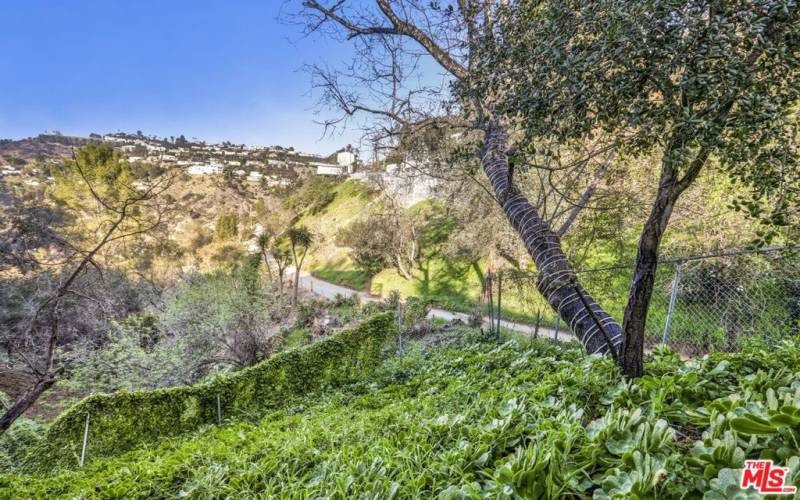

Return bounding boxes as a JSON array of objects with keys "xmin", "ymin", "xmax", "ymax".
[
  {"xmin": 393, "ymin": 246, "xmax": 799, "ymax": 358},
  {"xmin": 576, "ymin": 247, "xmax": 800, "ymax": 356}
]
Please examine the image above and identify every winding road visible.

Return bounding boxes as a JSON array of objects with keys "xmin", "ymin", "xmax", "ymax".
[{"xmin": 292, "ymin": 271, "xmax": 578, "ymax": 344}]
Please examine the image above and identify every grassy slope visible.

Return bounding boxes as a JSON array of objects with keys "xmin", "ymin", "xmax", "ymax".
[
  {"xmin": 4, "ymin": 334, "xmax": 800, "ymax": 498},
  {"xmin": 302, "ymin": 182, "xmax": 549, "ymax": 322},
  {"xmin": 302, "ymin": 180, "xmax": 375, "ymax": 290}
]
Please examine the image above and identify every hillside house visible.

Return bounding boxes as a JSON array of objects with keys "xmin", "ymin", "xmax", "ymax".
[
  {"xmin": 312, "ymin": 162, "xmax": 346, "ymax": 176},
  {"xmin": 187, "ymin": 163, "xmax": 223, "ymax": 176}
]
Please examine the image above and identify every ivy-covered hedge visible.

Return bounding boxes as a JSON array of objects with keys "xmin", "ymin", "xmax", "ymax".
[{"xmin": 37, "ymin": 312, "xmax": 394, "ymax": 470}]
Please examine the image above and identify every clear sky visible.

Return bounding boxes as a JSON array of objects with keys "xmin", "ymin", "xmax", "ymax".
[{"xmin": 0, "ymin": 1, "xmax": 361, "ymax": 154}]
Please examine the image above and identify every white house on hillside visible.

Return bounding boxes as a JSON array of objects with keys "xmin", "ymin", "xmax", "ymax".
[
  {"xmin": 312, "ymin": 161, "xmax": 346, "ymax": 176},
  {"xmin": 187, "ymin": 163, "xmax": 223, "ymax": 176},
  {"xmin": 336, "ymin": 151, "xmax": 356, "ymax": 173},
  {"xmin": 247, "ymin": 171, "xmax": 264, "ymax": 182}
]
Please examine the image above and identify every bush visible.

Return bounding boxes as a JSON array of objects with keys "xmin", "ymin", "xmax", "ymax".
[
  {"xmin": 0, "ymin": 419, "xmax": 45, "ymax": 472},
  {"xmin": 32, "ymin": 313, "xmax": 395, "ymax": 470},
  {"xmin": 215, "ymin": 212, "xmax": 239, "ymax": 240}
]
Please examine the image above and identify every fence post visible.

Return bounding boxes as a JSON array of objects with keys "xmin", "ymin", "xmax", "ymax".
[
  {"xmin": 216, "ymin": 394, "xmax": 222, "ymax": 425},
  {"xmin": 663, "ymin": 263, "xmax": 682, "ymax": 345},
  {"xmin": 80, "ymin": 412, "xmax": 90, "ymax": 467},
  {"xmin": 396, "ymin": 300, "xmax": 403, "ymax": 354},
  {"xmin": 496, "ymin": 271, "xmax": 503, "ymax": 338},
  {"xmin": 533, "ymin": 310, "xmax": 541, "ymax": 339},
  {"xmin": 554, "ymin": 316, "xmax": 560, "ymax": 340}
]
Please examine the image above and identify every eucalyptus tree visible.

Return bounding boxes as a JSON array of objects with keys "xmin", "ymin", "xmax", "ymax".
[
  {"xmin": 298, "ymin": 0, "xmax": 625, "ymax": 362},
  {"xmin": 493, "ymin": 0, "xmax": 800, "ymax": 375}
]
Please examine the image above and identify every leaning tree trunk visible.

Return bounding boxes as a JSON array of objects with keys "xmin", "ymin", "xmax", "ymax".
[{"xmin": 482, "ymin": 125, "xmax": 623, "ymax": 355}]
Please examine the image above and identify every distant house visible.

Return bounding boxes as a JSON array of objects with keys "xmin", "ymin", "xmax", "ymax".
[
  {"xmin": 358, "ymin": 160, "xmax": 440, "ymax": 208},
  {"xmin": 246, "ymin": 160, "xmax": 263, "ymax": 168},
  {"xmin": 128, "ymin": 156, "xmax": 145, "ymax": 162},
  {"xmin": 161, "ymin": 154, "xmax": 177, "ymax": 162},
  {"xmin": 247, "ymin": 171, "xmax": 264, "ymax": 182},
  {"xmin": 234, "ymin": 169, "xmax": 246, "ymax": 176},
  {"xmin": 311, "ymin": 162, "xmax": 345, "ymax": 176},
  {"xmin": 187, "ymin": 163, "xmax": 224, "ymax": 176},
  {"xmin": 337, "ymin": 151, "xmax": 356, "ymax": 171},
  {"xmin": 227, "ymin": 160, "xmax": 240, "ymax": 166}
]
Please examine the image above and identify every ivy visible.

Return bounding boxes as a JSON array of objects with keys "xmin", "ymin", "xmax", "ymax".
[{"xmin": 31, "ymin": 312, "xmax": 394, "ymax": 471}]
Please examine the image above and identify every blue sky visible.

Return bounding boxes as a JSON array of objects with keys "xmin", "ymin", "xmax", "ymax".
[{"xmin": 0, "ymin": 1, "xmax": 361, "ymax": 154}]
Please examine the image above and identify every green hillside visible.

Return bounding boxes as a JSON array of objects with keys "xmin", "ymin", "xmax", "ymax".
[
  {"xmin": 3, "ymin": 329, "xmax": 799, "ymax": 498},
  {"xmin": 301, "ymin": 180, "xmax": 377, "ymax": 290}
]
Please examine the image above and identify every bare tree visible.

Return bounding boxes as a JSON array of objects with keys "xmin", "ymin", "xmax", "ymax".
[
  {"xmin": 0, "ymin": 147, "xmax": 173, "ymax": 434},
  {"xmin": 296, "ymin": 1, "xmax": 623, "ymax": 360}
]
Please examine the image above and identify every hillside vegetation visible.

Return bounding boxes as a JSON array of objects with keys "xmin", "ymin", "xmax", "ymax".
[{"xmin": 3, "ymin": 331, "xmax": 799, "ymax": 498}]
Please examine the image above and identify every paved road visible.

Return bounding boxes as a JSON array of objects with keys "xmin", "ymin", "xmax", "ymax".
[{"xmin": 292, "ymin": 271, "xmax": 578, "ymax": 344}]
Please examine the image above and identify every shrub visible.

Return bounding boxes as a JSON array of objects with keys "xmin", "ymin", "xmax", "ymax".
[{"xmin": 32, "ymin": 313, "xmax": 395, "ymax": 470}]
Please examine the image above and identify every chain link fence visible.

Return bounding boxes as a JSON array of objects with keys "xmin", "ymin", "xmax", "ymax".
[
  {"xmin": 369, "ymin": 247, "xmax": 799, "ymax": 358},
  {"xmin": 576, "ymin": 247, "xmax": 800, "ymax": 356}
]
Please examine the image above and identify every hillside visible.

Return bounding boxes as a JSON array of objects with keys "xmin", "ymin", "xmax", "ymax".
[{"xmin": 2, "ymin": 328, "xmax": 799, "ymax": 497}]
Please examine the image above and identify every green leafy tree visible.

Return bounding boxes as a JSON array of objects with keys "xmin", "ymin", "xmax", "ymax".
[
  {"xmin": 300, "ymin": 0, "xmax": 800, "ymax": 378},
  {"xmin": 493, "ymin": 0, "xmax": 800, "ymax": 376}
]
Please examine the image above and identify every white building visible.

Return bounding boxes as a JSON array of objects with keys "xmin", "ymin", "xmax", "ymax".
[
  {"xmin": 128, "ymin": 156, "xmax": 145, "ymax": 162},
  {"xmin": 370, "ymin": 160, "xmax": 439, "ymax": 208},
  {"xmin": 337, "ymin": 151, "xmax": 356, "ymax": 173},
  {"xmin": 247, "ymin": 171, "xmax": 264, "ymax": 182},
  {"xmin": 234, "ymin": 169, "xmax": 246, "ymax": 177},
  {"xmin": 187, "ymin": 163, "xmax": 224, "ymax": 176},
  {"xmin": 312, "ymin": 162, "xmax": 346, "ymax": 176}
]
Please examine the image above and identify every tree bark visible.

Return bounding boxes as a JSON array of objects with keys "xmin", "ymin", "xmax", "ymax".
[
  {"xmin": 0, "ymin": 373, "xmax": 56, "ymax": 434},
  {"xmin": 482, "ymin": 124, "xmax": 623, "ymax": 355},
  {"xmin": 620, "ymin": 147, "xmax": 709, "ymax": 377},
  {"xmin": 619, "ymin": 190, "xmax": 677, "ymax": 377}
]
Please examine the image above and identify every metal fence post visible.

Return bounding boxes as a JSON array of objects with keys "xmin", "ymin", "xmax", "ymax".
[
  {"xmin": 554, "ymin": 316, "xmax": 560, "ymax": 340},
  {"xmin": 396, "ymin": 300, "xmax": 403, "ymax": 354},
  {"xmin": 216, "ymin": 394, "xmax": 222, "ymax": 425},
  {"xmin": 663, "ymin": 263, "xmax": 682, "ymax": 345},
  {"xmin": 80, "ymin": 412, "xmax": 90, "ymax": 467}
]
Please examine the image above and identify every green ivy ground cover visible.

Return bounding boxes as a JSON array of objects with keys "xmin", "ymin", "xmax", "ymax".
[
  {"xmin": 26, "ymin": 312, "xmax": 394, "ymax": 471},
  {"xmin": 2, "ymin": 333, "xmax": 800, "ymax": 498}
]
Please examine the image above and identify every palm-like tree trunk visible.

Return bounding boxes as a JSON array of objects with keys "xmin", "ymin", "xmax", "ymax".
[{"xmin": 482, "ymin": 125, "xmax": 623, "ymax": 355}]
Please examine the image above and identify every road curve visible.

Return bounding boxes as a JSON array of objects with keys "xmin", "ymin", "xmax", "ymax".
[{"xmin": 292, "ymin": 271, "xmax": 578, "ymax": 344}]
